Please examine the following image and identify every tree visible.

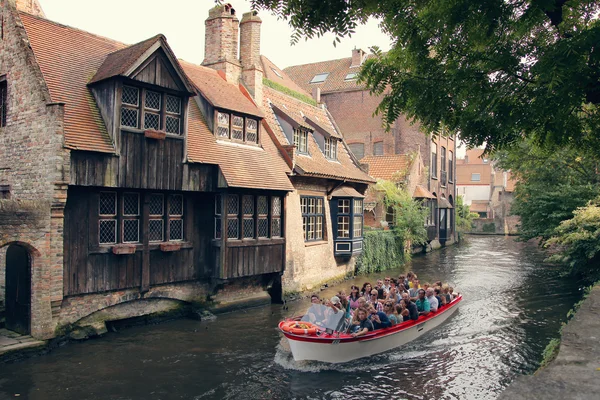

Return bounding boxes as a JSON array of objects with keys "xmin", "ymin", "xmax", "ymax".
[
  {"xmin": 495, "ymin": 139, "xmax": 600, "ymax": 242},
  {"xmin": 249, "ymin": 0, "xmax": 600, "ymax": 154},
  {"xmin": 455, "ymin": 195, "xmax": 479, "ymax": 233}
]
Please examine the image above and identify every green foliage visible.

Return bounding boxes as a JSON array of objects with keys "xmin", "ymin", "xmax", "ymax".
[
  {"xmin": 262, "ymin": 78, "xmax": 317, "ymax": 106},
  {"xmin": 251, "ymin": 0, "xmax": 600, "ymax": 155},
  {"xmin": 356, "ymin": 230, "xmax": 404, "ymax": 274},
  {"xmin": 496, "ymin": 139, "xmax": 600, "ymax": 243},
  {"xmin": 376, "ymin": 180, "xmax": 429, "ymax": 251},
  {"xmin": 455, "ymin": 195, "xmax": 478, "ymax": 232},
  {"xmin": 540, "ymin": 338, "xmax": 561, "ymax": 369},
  {"xmin": 547, "ymin": 197, "xmax": 600, "ymax": 280}
]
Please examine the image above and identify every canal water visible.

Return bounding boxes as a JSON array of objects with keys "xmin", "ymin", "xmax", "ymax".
[{"xmin": 0, "ymin": 236, "xmax": 584, "ymax": 400}]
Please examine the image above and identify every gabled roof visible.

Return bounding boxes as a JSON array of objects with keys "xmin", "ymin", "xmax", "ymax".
[
  {"xmin": 186, "ymin": 99, "xmax": 293, "ymax": 191},
  {"xmin": 260, "ymin": 55, "xmax": 310, "ymax": 96},
  {"xmin": 284, "ymin": 55, "xmax": 375, "ymax": 94},
  {"xmin": 180, "ymin": 60, "xmax": 263, "ymax": 118},
  {"xmin": 89, "ymin": 34, "xmax": 196, "ymax": 94},
  {"xmin": 330, "ymin": 185, "xmax": 365, "ymax": 198},
  {"xmin": 19, "ymin": 12, "xmax": 124, "ymax": 153},
  {"xmin": 361, "ymin": 155, "xmax": 412, "ymax": 181},
  {"xmin": 263, "ymin": 86, "xmax": 374, "ymax": 184},
  {"xmin": 413, "ymin": 185, "xmax": 436, "ymax": 199}
]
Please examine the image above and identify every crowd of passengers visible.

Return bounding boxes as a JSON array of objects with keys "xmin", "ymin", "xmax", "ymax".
[{"xmin": 308, "ymin": 272, "xmax": 459, "ymax": 338}]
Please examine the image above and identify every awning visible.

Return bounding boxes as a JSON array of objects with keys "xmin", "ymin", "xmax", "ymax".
[
  {"xmin": 413, "ymin": 185, "xmax": 436, "ymax": 199},
  {"xmin": 330, "ymin": 185, "xmax": 365, "ymax": 198},
  {"xmin": 437, "ymin": 197, "xmax": 453, "ymax": 209}
]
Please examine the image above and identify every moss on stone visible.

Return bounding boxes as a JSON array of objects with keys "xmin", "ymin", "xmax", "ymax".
[{"xmin": 263, "ymin": 78, "xmax": 318, "ymax": 106}]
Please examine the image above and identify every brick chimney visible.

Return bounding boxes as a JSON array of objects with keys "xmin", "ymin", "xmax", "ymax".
[
  {"xmin": 239, "ymin": 11, "xmax": 263, "ymax": 106},
  {"xmin": 351, "ymin": 48, "xmax": 366, "ymax": 67},
  {"xmin": 13, "ymin": 0, "xmax": 45, "ymax": 17},
  {"xmin": 203, "ymin": 4, "xmax": 242, "ymax": 83}
]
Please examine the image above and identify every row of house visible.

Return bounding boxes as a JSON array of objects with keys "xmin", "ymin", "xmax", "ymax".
[
  {"xmin": 456, "ymin": 148, "xmax": 518, "ymax": 234},
  {"xmin": 0, "ymin": 0, "xmax": 455, "ymax": 340}
]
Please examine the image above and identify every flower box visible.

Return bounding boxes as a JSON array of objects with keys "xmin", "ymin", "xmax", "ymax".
[
  {"xmin": 160, "ymin": 242, "xmax": 181, "ymax": 252},
  {"xmin": 112, "ymin": 244, "xmax": 136, "ymax": 255},
  {"xmin": 144, "ymin": 129, "xmax": 166, "ymax": 140}
]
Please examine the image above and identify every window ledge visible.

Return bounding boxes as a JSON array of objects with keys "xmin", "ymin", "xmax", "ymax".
[
  {"xmin": 112, "ymin": 244, "xmax": 136, "ymax": 255},
  {"xmin": 305, "ymin": 240, "xmax": 328, "ymax": 247},
  {"xmin": 144, "ymin": 129, "xmax": 166, "ymax": 140}
]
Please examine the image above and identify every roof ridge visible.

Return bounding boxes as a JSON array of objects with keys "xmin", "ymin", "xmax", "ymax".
[
  {"xmin": 19, "ymin": 11, "xmax": 128, "ymax": 48},
  {"xmin": 103, "ymin": 33, "xmax": 164, "ymax": 57},
  {"xmin": 283, "ymin": 55, "xmax": 352, "ymax": 71}
]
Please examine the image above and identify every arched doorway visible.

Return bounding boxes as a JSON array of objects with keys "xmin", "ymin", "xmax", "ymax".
[{"xmin": 5, "ymin": 244, "xmax": 31, "ymax": 334}]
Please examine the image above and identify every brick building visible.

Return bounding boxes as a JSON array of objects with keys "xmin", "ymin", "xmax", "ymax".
[
  {"xmin": 284, "ymin": 50, "xmax": 457, "ymax": 247},
  {"xmin": 456, "ymin": 148, "xmax": 518, "ymax": 234},
  {"xmin": 0, "ymin": 1, "xmax": 373, "ymax": 339}
]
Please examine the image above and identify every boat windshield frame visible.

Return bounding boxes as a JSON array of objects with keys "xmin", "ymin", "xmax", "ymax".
[{"xmin": 301, "ymin": 304, "xmax": 346, "ymax": 331}]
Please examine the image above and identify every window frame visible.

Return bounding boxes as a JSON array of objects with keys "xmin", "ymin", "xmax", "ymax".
[
  {"xmin": 448, "ymin": 150, "xmax": 454, "ymax": 183},
  {"xmin": 334, "ymin": 198, "xmax": 363, "ymax": 239},
  {"xmin": 0, "ymin": 78, "xmax": 7, "ymax": 128},
  {"xmin": 431, "ymin": 142, "xmax": 438, "ymax": 179},
  {"xmin": 294, "ymin": 128, "xmax": 309, "ymax": 154},
  {"xmin": 310, "ymin": 73, "xmax": 329, "ymax": 83},
  {"xmin": 218, "ymin": 194, "xmax": 284, "ymax": 241},
  {"xmin": 471, "ymin": 173, "xmax": 481, "ymax": 181},
  {"xmin": 373, "ymin": 141, "xmax": 384, "ymax": 156},
  {"xmin": 215, "ymin": 109, "xmax": 260, "ymax": 145},
  {"xmin": 120, "ymin": 84, "xmax": 185, "ymax": 136},
  {"xmin": 301, "ymin": 196, "xmax": 325, "ymax": 242},
  {"xmin": 324, "ymin": 138, "xmax": 337, "ymax": 160}
]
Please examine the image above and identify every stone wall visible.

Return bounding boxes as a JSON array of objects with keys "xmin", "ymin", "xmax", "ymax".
[
  {"xmin": 0, "ymin": 3, "xmax": 69, "ymax": 339},
  {"xmin": 282, "ymin": 178, "xmax": 356, "ymax": 294}
]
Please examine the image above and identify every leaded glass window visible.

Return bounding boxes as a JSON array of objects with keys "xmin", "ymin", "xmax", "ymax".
[
  {"xmin": 232, "ymin": 115, "xmax": 244, "ymax": 141},
  {"xmin": 98, "ymin": 190, "xmax": 117, "ymax": 244},
  {"xmin": 301, "ymin": 196, "xmax": 324, "ymax": 241},
  {"xmin": 257, "ymin": 196, "xmax": 268, "ymax": 238},
  {"xmin": 271, "ymin": 197, "xmax": 282, "ymax": 238},
  {"xmin": 246, "ymin": 119, "xmax": 258, "ymax": 143},
  {"xmin": 168, "ymin": 195, "xmax": 183, "ymax": 241},
  {"xmin": 166, "ymin": 95, "xmax": 181, "ymax": 135},
  {"xmin": 120, "ymin": 85, "xmax": 184, "ymax": 135},
  {"xmin": 217, "ymin": 112, "xmax": 230, "ymax": 138},
  {"xmin": 227, "ymin": 195, "xmax": 239, "ymax": 239},
  {"xmin": 122, "ymin": 193, "xmax": 140, "ymax": 243}
]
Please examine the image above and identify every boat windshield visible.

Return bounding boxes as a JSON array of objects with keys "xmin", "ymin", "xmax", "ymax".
[{"xmin": 301, "ymin": 304, "xmax": 346, "ymax": 331}]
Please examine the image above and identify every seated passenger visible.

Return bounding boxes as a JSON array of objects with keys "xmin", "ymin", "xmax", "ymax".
[
  {"xmin": 348, "ymin": 285, "xmax": 362, "ymax": 311},
  {"xmin": 434, "ymin": 287, "xmax": 445, "ymax": 307},
  {"xmin": 368, "ymin": 290, "xmax": 384, "ymax": 312},
  {"xmin": 361, "ymin": 282, "xmax": 373, "ymax": 299},
  {"xmin": 449, "ymin": 286, "xmax": 458, "ymax": 299},
  {"xmin": 368, "ymin": 304, "xmax": 392, "ymax": 329},
  {"xmin": 415, "ymin": 289, "xmax": 430, "ymax": 316},
  {"xmin": 397, "ymin": 299, "xmax": 418, "ymax": 321},
  {"xmin": 387, "ymin": 287, "xmax": 401, "ymax": 305},
  {"xmin": 442, "ymin": 286, "xmax": 452, "ymax": 304},
  {"xmin": 409, "ymin": 280, "xmax": 421, "ymax": 299},
  {"xmin": 382, "ymin": 277, "xmax": 392, "ymax": 293},
  {"xmin": 383, "ymin": 301, "xmax": 399, "ymax": 326},
  {"xmin": 351, "ymin": 307, "xmax": 374, "ymax": 337},
  {"xmin": 426, "ymin": 288, "xmax": 439, "ymax": 312}
]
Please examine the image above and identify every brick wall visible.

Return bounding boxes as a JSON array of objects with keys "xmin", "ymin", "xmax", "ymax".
[
  {"xmin": 0, "ymin": 3, "xmax": 69, "ymax": 339},
  {"xmin": 282, "ymin": 178, "xmax": 356, "ymax": 293},
  {"xmin": 0, "ymin": 247, "xmax": 5, "ymax": 307}
]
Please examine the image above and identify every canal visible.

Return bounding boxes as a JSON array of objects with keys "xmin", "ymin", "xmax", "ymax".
[{"xmin": 0, "ymin": 236, "xmax": 584, "ymax": 400}]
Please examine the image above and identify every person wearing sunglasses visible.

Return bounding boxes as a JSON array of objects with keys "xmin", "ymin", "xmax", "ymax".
[{"xmin": 382, "ymin": 301, "xmax": 398, "ymax": 326}]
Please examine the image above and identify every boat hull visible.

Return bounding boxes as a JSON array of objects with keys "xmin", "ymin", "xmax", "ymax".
[{"xmin": 282, "ymin": 296, "xmax": 461, "ymax": 364}]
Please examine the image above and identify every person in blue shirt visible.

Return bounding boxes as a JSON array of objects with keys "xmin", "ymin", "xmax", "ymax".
[
  {"xmin": 414, "ymin": 289, "xmax": 430, "ymax": 316},
  {"xmin": 368, "ymin": 304, "xmax": 392, "ymax": 329}
]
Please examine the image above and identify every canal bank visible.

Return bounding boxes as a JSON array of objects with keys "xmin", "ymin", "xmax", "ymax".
[{"xmin": 499, "ymin": 284, "xmax": 600, "ymax": 400}]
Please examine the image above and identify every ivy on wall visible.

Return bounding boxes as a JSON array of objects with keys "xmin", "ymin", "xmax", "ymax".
[{"xmin": 356, "ymin": 229, "xmax": 404, "ymax": 274}]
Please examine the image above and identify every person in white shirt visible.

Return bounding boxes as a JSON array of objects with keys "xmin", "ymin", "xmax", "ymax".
[{"xmin": 426, "ymin": 288, "xmax": 439, "ymax": 312}]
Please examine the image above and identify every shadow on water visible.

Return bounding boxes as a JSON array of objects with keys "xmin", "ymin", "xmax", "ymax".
[{"xmin": 0, "ymin": 236, "xmax": 585, "ymax": 400}]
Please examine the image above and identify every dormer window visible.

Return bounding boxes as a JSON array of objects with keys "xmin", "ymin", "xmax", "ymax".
[
  {"xmin": 324, "ymin": 138, "xmax": 337, "ymax": 160},
  {"xmin": 120, "ymin": 84, "xmax": 183, "ymax": 135},
  {"xmin": 293, "ymin": 128, "xmax": 309, "ymax": 154},
  {"xmin": 215, "ymin": 111, "xmax": 259, "ymax": 144},
  {"xmin": 310, "ymin": 73, "xmax": 329, "ymax": 84}
]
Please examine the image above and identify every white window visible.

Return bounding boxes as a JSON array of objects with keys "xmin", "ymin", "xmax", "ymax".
[
  {"xmin": 471, "ymin": 173, "xmax": 481, "ymax": 181},
  {"xmin": 310, "ymin": 73, "xmax": 329, "ymax": 83},
  {"xmin": 344, "ymin": 73, "xmax": 358, "ymax": 81},
  {"xmin": 294, "ymin": 128, "xmax": 309, "ymax": 154},
  {"xmin": 324, "ymin": 138, "xmax": 337, "ymax": 160}
]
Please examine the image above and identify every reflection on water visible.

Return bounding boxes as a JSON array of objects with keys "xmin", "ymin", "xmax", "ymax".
[{"xmin": 0, "ymin": 237, "xmax": 584, "ymax": 400}]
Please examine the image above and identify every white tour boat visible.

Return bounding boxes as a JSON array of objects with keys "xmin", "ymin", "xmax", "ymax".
[{"xmin": 279, "ymin": 295, "xmax": 462, "ymax": 363}]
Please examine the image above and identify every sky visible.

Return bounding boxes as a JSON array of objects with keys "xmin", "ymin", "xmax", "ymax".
[{"xmin": 39, "ymin": 0, "xmax": 392, "ymax": 69}]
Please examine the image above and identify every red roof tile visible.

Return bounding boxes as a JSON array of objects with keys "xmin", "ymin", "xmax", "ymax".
[
  {"xmin": 413, "ymin": 185, "xmax": 436, "ymax": 199},
  {"xmin": 361, "ymin": 155, "xmax": 412, "ymax": 181},
  {"xmin": 284, "ymin": 55, "xmax": 375, "ymax": 94},
  {"xmin": 19, "ymin": 12, "xmax": 123, "ymax": 153},
  {"xmin": 261, "ymin": 55, "xmax": 310, "ymax": 96},
  {"xmin": 187, "ymin": 99, "xmax": 293, "ymax": 191},
  {"xmin": 330, "ymin": 186, "xmax": 365, "ymax": 198},
  {"xmin": 180, "ymin": 60, "xmax": 263, "ymax": 118},
  {"xmin": 263, "ymin": 86, "xmax": 374, "ymax": 183}
]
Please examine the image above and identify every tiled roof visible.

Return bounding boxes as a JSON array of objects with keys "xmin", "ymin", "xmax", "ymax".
[
  {"xmin": 180, "ymin": 60, "xmax": 263, "ymax": 118},
  {"xmin": 187, "ymin": 98, "xmax": 293, "ymax": 192},
  {"xmin": 330, "ymin": 185, "xmax": 365, "ymax": 198},
  {"xmin": 260, "ymin": 55, "xmax": 310, "ymax": 96},
  {"xmin": 468, "ymin": 202, "xmax": 489, "ymax": 212},
  {"xmin": 20, "ymin": 12, "xmax": 124, "ymax": 153},
  {"xmin": 361, "ymin": 155, "xmax": 412, "ymax": 181},
  {"xmin": 263, "ymin": 86, "xmax": 374, "ymax": 184},
  {"xmin": 413, "ymin": 185, "xmax": 436, "ymax": 199},
  {"xmin": 89, "ymin": 35, "xmax": 162, "ymax": 84},
  {"xmin": 284, "ymin": 55, "xmax": 374, "ymax": 94}
]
